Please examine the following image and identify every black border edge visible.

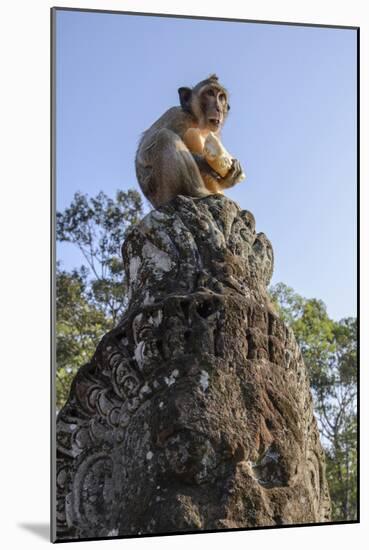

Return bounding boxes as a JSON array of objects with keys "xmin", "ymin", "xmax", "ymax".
[
  {"xmin": 50, "ymin": 5, "xmax": 360, "ymax": 543},
  {"xmin": 50, "ymin": 6, "xmax": 57, "ymax": 544},
  {"xmin": 356, "ymin": 25, "xmax": 360, "ymax": 525},
  {"xmin": 51, "ymin": 6, "xmax": 359, "ymax": 30},
  {"xmin": 54, "ymin": 519, "xmax": 359, "ymax": 544}
]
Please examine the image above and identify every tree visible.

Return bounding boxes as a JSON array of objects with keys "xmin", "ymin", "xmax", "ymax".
[
  {"xmin": 56, "ymin": 189, "xmax": 143, "ymax": 409},
  {"xmin": 56, "ymin": 265, "xmax": 112, "ymax": 410},
  {"xmin": 57, "ymin": 189, "xmax": 143, "ymax": 325},
  {"xmin": 269, "ymin": 283, "xmax": 357, "ymax": 521},
  {"xmin": 323, "ymin": 317, "xmax": 357, "ymax": 520}
]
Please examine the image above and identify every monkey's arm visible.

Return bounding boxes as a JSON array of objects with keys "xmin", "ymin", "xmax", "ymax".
[
  {"xmin": 217, "ymin": 158, "xmax": 244, "ymax": 189},
  {"xmin": 191, "ymin": 153, "xmax": 244, "ymax": 193}
]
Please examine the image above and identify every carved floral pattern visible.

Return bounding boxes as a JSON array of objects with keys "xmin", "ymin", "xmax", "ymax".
[{"xmin": 56, "ymin": 195, "xmax": 330, "ymax": 540}]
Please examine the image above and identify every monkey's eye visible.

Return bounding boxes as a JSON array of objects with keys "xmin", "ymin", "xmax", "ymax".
[{"xmin": 206, "ymin": 89, "xmax": 215, "ymax": 96}]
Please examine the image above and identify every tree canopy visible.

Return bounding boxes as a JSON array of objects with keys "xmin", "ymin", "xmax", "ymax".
[
  {"xmin": 57, "ymin": 189, "xmax": 142, "ymax": 324},
  {"xmin": 270, "ymin": 283, "xmax": 357, "ymax": 521},
  {"xmin": 56, "ymin": 189, "xmax": 143, "ymax": 408}
]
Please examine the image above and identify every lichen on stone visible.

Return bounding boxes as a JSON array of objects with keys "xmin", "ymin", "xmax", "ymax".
[{"xmin": 56, "ymin": 194, "xmax": 330, "ymax": 540}]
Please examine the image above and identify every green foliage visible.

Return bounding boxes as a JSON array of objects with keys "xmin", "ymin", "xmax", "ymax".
[
  {"xmin": 269, "ymin": 283, "xmax": 357, "ymax": 521},
  {"xmin": 57, "ymin": 189, "xmax": 142, "ymax": 324},
  {"xmin": 56, "ymin": 189, "xmax": 143, "ymax": 410},
  {"xmin": 56, "ymin": 266, "xmax": 112, "ymax": 409},
  {"xmin": 326, "ymin": 416, "xmax": 357, "ymax": 521}
]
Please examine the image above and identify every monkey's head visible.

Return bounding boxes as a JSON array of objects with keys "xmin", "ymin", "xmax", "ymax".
[{"xmin": 178, "ymin": 74, "xmax": 230, "ymax": 133}]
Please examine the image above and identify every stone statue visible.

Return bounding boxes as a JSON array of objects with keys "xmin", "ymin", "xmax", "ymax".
[{"xmin": 55, "ymin": 194, "xmax": 330, "ymax": 540}]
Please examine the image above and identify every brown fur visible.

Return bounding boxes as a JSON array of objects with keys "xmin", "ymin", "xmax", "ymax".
[{"xmin": 135, "ymin": 75, "xmax": 243, "ymax": 208}]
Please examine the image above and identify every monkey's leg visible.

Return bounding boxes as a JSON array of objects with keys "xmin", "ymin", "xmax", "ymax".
[
  {"xmin": 191, "ymin": 153, "xmax": 224, "ymax": 194},
  {"xmin": 147, "ymin": 129, "xmax": 212, "ymax": 207}
]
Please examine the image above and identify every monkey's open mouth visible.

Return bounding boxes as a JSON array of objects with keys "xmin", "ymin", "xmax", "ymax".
[{"xmin": 209, "ymin": 118, "xmax": 221, "ymax": 127}]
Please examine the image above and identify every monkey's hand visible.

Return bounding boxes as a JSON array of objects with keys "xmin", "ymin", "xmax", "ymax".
[{"xmin": 218, "ymin": 158, "xmax": 245, "ymax": 189}]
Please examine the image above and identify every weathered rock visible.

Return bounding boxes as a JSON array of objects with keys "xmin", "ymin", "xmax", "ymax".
[{"xmin": 56, "ymin": 194, "xmax": 331, "ymax": 540}]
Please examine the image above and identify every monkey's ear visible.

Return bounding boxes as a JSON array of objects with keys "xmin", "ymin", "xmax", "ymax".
[{"xmin": 178, "ymin": 87, "xmax": 192, "ymax": 112}]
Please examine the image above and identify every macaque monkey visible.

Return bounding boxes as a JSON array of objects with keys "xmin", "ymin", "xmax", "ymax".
[{"xmin": 135, "ymin": 75, "xmax": 245, "ymax": 208}]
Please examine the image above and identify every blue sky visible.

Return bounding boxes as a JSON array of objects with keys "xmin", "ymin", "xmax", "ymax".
[{"xmin": 55, "ymin": 10, "xmax": 357, "ymax": 321}]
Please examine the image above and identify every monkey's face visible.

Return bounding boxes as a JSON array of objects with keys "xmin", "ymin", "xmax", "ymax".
[
  {"xmin": 178, "ymin": 78, "xmax": 230, "ymax": 133},
  {"xmin": 198, "ymin": 84, "xmax": 230, "ymax": 132}
]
